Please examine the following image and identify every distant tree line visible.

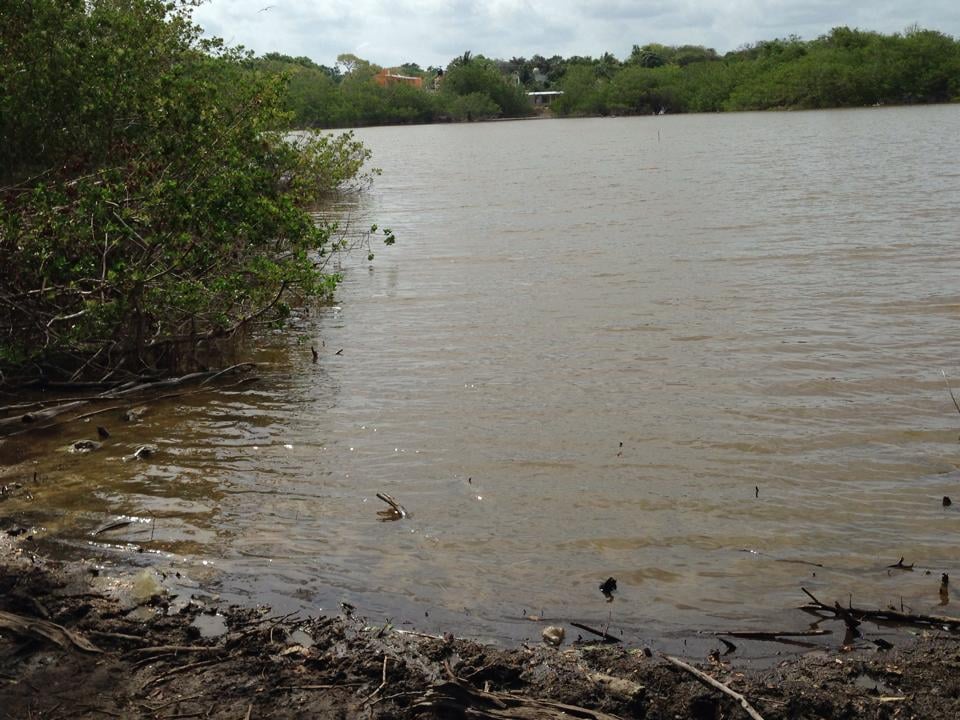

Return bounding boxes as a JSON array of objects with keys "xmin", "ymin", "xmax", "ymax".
[
  {"xmin": 253, "ymin": 26, "xmax": 960, "ymax": 128},
  {"xmin": 250, "ymin": 50, "xmax": 530, "ymax": 127}
]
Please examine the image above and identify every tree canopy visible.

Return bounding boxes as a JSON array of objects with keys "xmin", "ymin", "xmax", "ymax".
[{"xmin": 242, "ymin": 26, "xmax": 959, "ymax": 128}]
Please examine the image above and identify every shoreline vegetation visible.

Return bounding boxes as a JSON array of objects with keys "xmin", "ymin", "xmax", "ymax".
[{"xmin": 0, "ymin": 0, "xmax": 393, "ymax": 388}]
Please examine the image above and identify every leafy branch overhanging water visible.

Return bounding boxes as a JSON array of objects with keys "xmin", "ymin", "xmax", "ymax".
[{"xmin": 0, "ymin": 0, "xmax": 392, "ymax": 387}]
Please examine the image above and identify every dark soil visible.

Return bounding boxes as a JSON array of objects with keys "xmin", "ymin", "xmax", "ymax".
[{"xmin": 3, "ymin": 543, "xmax": 960, "ymax": 719}]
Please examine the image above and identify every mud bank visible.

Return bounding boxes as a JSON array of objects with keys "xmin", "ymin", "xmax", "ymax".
[{"xmin": 2, "ymin": 542, "xmax": 960, "ymax": 719}]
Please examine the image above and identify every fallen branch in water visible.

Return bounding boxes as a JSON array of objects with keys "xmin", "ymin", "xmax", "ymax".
[
  {"xmin": 376, "ymin": 492, "xmax": 408, "ymax": 521},
  {"xmin": 0, "ymin": 364, "xmax": 256, "ymax": 437},
  {"xmin": 570, "ymin": 621, "xmax": 622, "ymax": 644},
  {"xmin": 800, "ymin": 587, "xmax": 960, "ymax": 630},
  {"xmin": 712, "ymin": 629, "xmax": 831, "ymax": 641},
  {"xmin": 662, "ymin": 654, "xmax": 765, "ymax": 720}
]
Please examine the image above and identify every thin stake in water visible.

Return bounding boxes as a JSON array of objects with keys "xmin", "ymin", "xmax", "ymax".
[{"xmin": 941, "ymin": 370, "xmax": 960, "ymax": 416}]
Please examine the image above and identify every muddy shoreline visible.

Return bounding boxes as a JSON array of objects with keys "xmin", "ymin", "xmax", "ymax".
[{"xmin": 2, "ymin": 539, "xmax": 960, "ymax": 719}]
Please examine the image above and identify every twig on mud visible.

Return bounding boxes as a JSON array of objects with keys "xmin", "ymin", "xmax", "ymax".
[
  {"xmin": 412, "ymin": 679, "xmax": 624, "ymax": 719},
  {"xmin": 662, "ymin": 655, "xmax": 766, "ymax": 720},
  {"xmin": 370, "ymin": 690, "xmax": 422, "ymax": 707},
  {"xmin": 138, "ymin": 694, "xmax": 206, "ymax": 712},
  {"xmin": 243, "ymin": 704, "xmax": 252, "ymax": 720},
  {"xmin": 88, "ymin": 630, "xmax": 150, "ymax": 644},
  {"xmin": 142, "ymin": 658, "xmax": 221, "ymax": 691},
  {"xmin": 74, "ymin": 706, "xmax": 122, "ymax": 718},
  {"xmin": 0, "ymin": 609, "xmax": 102, "ymax": 653},
  {"xmin": 131, "ymin": 645, "xmax": 221, "ymax": 657},
  {"xmin": 391, "ymin": 628, "xmax": 444, "ymax": 641},
  {"xmin": 361, "ymin": 655, "xmax": 389, "ymax": 705}
]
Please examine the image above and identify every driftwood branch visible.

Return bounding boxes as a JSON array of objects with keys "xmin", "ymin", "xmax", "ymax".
[
  {"xmin": 800, "ymin": 587, "xmax": 960, "ymax": 630},
  {"xmin": 0, "ymin": 364, "xmax": 256, "ymax": 437},
  {"xmin": 713, "ymin": 629, "xmax": 831, "ymax": 641},
  {"xmin": 376, "ymin": 492, "xmax": 408, "ymax": 521},
  {"xmin": 0, "ymin": 610, "xmax": 102, "ymax": 654},
  {"xmin": 662, "ymin": 655, "xmax": 765, "ymax": 720}
]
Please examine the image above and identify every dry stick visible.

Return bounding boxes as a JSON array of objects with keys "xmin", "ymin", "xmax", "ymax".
[
  {"xmin": 414, "ymin": 679, "xmax": 624, "ymax": 720},
  {"xmin": 361, "ymin": 656, "xmax": 389, "ymax": 705},
  {"xmin": 142, "ymin": 658, "xmax": 221, "ymax": 691},
  {"xmin": 391, "ymin": 628, "xmax": 443, "ymax": 641},
  {"xmin": 138, "ymin": 694, "xmax": 207, "ymax": 713},
  {"xmin": 0, "ymin": 609, "xmax": 102, "ymax": 653},
  {"xmin": 662, "ymin": 655, "xmax": 766, "ymax": 720},
  {"xmin": 570, "ymin": 621, "xmax": 622, "ymax": 644},
  {"xmin": 131, "ymin": 645, "xmax": 221, "ymax": 657},
  {"xmin": 88, "ymin": 630, "xmax": 149, "ymax": 644},
  {"xmin": 370, "ymin": 690, "xmax": 422, "ymax": 707}
]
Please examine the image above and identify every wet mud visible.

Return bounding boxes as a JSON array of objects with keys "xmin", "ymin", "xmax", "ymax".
[{"xmin": 3, "ymin": 542, "xmax": 960, "ymax": 719}]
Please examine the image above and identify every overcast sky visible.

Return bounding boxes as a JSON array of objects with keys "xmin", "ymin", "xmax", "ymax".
[{"xmin": 193, "ymin": 0, "xmax": 960, "ymax": 69}]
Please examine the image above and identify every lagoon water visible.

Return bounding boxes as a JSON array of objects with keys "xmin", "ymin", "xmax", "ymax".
[{"xmin": 5, "ymin": 106, "xmax": 960, "ymax": 649}]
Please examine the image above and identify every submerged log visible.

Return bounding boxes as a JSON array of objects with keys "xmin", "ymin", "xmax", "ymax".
[{"xmin": 0, "ymin": 364, "xmax": 256, "ymax": 437}]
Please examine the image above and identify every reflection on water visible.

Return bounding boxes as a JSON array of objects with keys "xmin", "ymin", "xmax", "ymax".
[{"xmin": 3, "ymin": 106, "xmax": 960, "ymax": 647}]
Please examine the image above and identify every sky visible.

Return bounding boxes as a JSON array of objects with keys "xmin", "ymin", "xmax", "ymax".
[{"xmin": 192, "ymin": 0, "xmax": 960, "ymax": 69}]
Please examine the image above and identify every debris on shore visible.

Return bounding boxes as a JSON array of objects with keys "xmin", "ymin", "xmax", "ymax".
[{"xmin": 4, "ymin": 545, "xmax": 960, "ymax": 719}]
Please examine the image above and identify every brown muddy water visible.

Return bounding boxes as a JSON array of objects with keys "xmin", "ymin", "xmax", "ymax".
[{"xmin": 3, "ymin": 106, "xmax": 960, "ymax": 652}]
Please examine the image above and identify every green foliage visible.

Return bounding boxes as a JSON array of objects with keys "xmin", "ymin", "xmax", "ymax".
[
  {"xmin": 0, "ymin": 0, "xmax": 389, "ymax": 382},
  {"xmin": 448, "ymin": 92, "xmax": 501, "ymax": 121},
  {"xmin": 441, "ymin": 57, "xmax": 530, "ymax": 118},
  {"xmin": 629, "ymin": 45, "xmax": 667, "ymax": 68},
  {"xmin": 213, "ymin": 24, "xmax": 960, "ymax": 127},
  {"xmin": 553, "ymin": 64, "xmax": 608, "ymax": 116},
  {"xmin": 549, "ymin": 27, "xmax": 960, "ymax": 117}
]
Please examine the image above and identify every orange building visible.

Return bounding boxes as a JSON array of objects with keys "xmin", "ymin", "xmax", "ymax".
[{"xmin": 373, "ymin": 68, "xmax": 423, "ymax": 89}]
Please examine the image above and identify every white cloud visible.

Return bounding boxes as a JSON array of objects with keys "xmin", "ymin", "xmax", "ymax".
[{"xmin": 191, "ymin": 0, "xmax": 960, "ymax": 67}]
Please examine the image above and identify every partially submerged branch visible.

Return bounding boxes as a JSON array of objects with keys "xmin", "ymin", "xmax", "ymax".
[
  {"xmin": 800, "ymin": 587, "xmax": 960, "ymax": 630},
  {"xmin": 0, "ymin": 364, "xmax": 256, "ymax": 437}
]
